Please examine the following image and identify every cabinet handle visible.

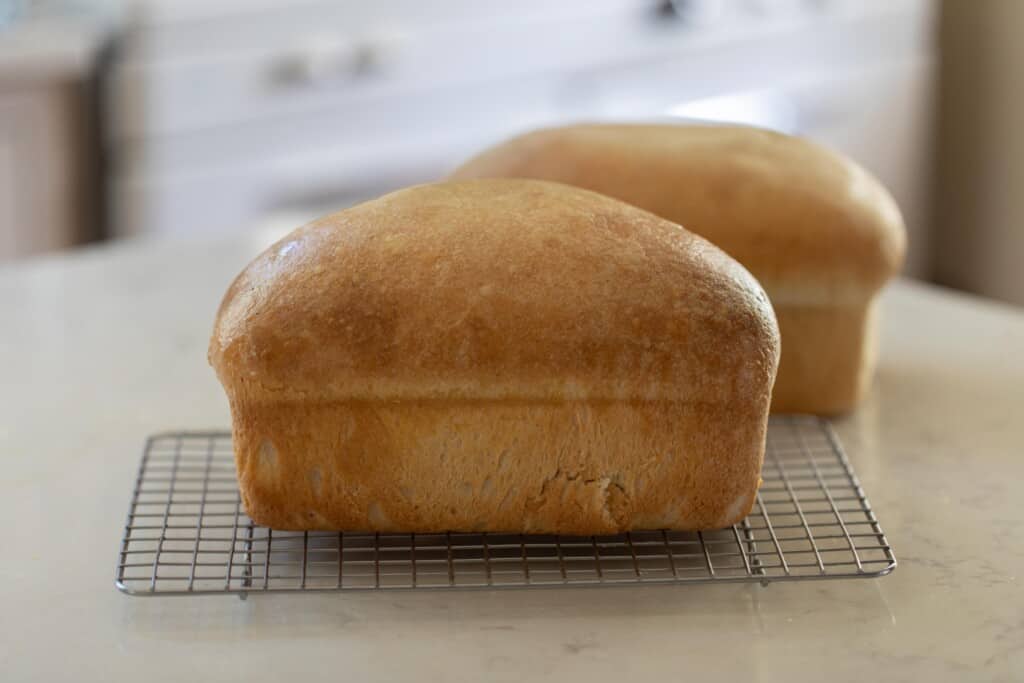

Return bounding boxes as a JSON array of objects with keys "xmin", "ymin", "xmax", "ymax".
[{"xmin": 269, "ymin": 37, "xmax": 381, "ymax": 89}]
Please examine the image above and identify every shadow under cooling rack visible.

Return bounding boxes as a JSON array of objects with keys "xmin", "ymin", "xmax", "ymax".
[{"xmin": 116, "ymin": 416, "xmax": 895, "ymax": 596}]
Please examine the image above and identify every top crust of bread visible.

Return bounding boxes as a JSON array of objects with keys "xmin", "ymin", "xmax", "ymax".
[
  {"xmin": 450, "ymin": 124, "xmax": 906, "ymax": 302},
  {"xmin": 209, "ymin": 178, "xmax": 779, "ymax": 405}
]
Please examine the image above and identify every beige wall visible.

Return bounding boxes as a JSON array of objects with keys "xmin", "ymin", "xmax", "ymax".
[{"xmin": 933, "ymin": 0, "xmax": 1024, "ymax": 305}]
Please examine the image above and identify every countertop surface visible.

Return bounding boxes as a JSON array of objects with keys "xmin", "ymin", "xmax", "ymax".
[{"xmin": 2, "ymin": 235, "xmax": 1022, "ymax": 682}]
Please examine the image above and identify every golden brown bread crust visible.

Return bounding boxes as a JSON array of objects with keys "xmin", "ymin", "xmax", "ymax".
[
  {"xmin": 450, "ymin": 124, "xmax": 906, "ymax": 413},
  {"xmin": 769, "ymin": 302, "xmax": 879, "ymax": 414},
  {"xmin": 230, "ymin": 400, "xmax": 768, "ymax": 533},
  {"xmin": 210, "ymin": 179, "xmax": 780, "ymax": 533}
]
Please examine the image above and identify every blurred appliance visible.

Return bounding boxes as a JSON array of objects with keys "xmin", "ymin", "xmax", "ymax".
[{"xmin": 106, "ymin": 0, "xmax": 936, "ymax": 274}]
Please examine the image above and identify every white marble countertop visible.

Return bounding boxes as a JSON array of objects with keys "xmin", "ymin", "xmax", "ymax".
[{"xmin": 2, "ymin": 235, "xmax": 1022, "ymax": 682}]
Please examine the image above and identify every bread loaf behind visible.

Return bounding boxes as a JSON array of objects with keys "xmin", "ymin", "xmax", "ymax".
[{"xmin": 451, "ymin": 124, "xmax": 906, "ymax": 413}]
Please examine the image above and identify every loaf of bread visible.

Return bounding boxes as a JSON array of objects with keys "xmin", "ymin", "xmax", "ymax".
[
  {"xmin": 451, "ymin": 124, "xmax": 906, "ymax": 414},
  {"xmin": 209, "ymin": 179, "xmax": 780, "ymax": 534}
]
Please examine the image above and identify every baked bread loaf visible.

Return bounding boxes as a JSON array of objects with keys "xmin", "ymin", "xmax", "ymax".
[
  {"xmin": 451, "ymin": 124, "xmax": 906, "ymax": 414},
  {"xmin": 209, "ymin": 179, "xmax": 780, "ymax": 534}
]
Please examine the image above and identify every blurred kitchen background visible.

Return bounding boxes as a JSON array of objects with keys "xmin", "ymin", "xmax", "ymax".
[{"xmin": 0, "ymin": 0, "xmax": 1021, "ymax": 305}]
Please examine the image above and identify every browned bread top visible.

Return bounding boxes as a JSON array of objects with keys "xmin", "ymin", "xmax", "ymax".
[
  {"xmin": 209, "ymin": 178, "xmax": 779, "ymax": 404},
  {"xmin": 450, "ymin": 124, "xmax": 906, "ymax": 302}
]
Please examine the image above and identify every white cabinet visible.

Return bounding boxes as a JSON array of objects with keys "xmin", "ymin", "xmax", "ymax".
[{"xmin": 107, "ymin": 0, "xmax": 937, "ymax": 279}]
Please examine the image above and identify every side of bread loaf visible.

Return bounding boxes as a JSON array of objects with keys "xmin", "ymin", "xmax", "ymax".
[
  {"xmin": 210, "ymin": 179, "xmax": 780, "ymax": 533},
  {"xmin": 450, "ymin": 124, "xmax": 906, "ymax": 414}
]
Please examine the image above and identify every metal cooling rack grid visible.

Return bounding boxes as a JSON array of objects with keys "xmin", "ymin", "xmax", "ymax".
[{"xmin": 116, "ymin": 415, "xmax": 895, "ymax": 596}]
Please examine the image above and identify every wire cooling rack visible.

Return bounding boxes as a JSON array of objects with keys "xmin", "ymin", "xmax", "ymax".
[{"xmin": 116, "ymin": 416, "xmax": 895, "ymax": 597}]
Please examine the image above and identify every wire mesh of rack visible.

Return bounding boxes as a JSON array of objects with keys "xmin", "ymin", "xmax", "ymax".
[{"xmin": 115, "ymin": 415, "xmax": 895, "ymax": 597}]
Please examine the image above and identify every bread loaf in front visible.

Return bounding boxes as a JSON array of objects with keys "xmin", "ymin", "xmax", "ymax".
[
  {"xmin": 451, "ymin": 124, "xmax": 906, "ymax": 414},
  {"xmin": 209, "ymin": 179, "xmax": 780, "ymax": 534}
]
